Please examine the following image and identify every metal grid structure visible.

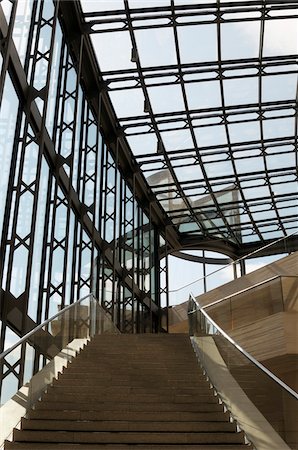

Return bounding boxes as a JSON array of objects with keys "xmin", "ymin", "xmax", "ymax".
[
  {"xmin": 82, "ymin": 0, "xmax": 298, "ymax": 254},
  {"xmin": 0, "ymin": 0, "xmax": 161, "ymax": 402}
]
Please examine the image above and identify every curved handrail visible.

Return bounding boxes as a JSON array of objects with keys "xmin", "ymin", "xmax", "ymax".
[
  {"xmin": 0, "ymin": 293, "xmax": 97, "ymax": 361},
  {"xmin": 189, "ymin": 292, "xmax": 298, "ymax": 400}
]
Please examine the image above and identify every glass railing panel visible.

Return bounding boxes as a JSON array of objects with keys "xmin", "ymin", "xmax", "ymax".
[
  {"xmin": 281, "ymin": 276, "xmax": 298, "ymax": 311},
  {"xmin": 0, "ymin": 294, "xmax": 119, "ymax": 407},
  {"xmin": 204, "ymin": 276, "xmax": 285, "ymax": 333},
  {"xmin": 189, "ymin": 295, "xmax": 298, "ymax": 449}
]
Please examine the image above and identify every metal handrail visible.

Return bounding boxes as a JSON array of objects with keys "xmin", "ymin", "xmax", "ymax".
[
  {"xmin": 200, "ymin": 275, "xmax": 280, "ymax": 309},
  {"xmin": 0, "ymin": 293, "xmax": 97, "ymax": 361},
  {"xmin": 189, "ymin": 292, "xmax": 298, "ymax": 400}
]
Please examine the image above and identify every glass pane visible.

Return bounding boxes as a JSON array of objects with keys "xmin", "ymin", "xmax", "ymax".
[
  {"xmin": 148, "ymin": 85, "xmax": 185, "ymax": 114},
  {"xmin": 228, "ymin": 121, "xmax": 261, "ymax": 143},
  {"xmin": 178, "ymin": 24, "xmax": 217, "ymax": 63},
  {"xmin": 221, "ymin": 22, "xmax": 260, "ymax": 60},
  {"xmin": 12, "ymin": 0, "xmax": 34, "ymax": 66},
  {"xmin": 185, "ymin": 81, "xmax": 221, "ymax": 110},
  {"xmin": 195, "ymin": 125, "xmax": 227, "ymax": 147},
  {"xmin": 161, "ymin": 129, "xmax": 193, "ymax": 151},
  {"xmin": 0, "ymin": 75, "xmax": 19, "ymax": 239},
  {"xmin": 263, "ymin": 118, "xmax": 295, "ymax": 140},
  {"xmin": 109, "ymin": 88, "xmax": 145, "ymax": 118},
  {"xmin": 91, "ymin": 31, "xmax": 134, "ymax": 72},
  {"xmin": 135, "ymin": 28, "xmax": 177, "ymax": 67},
  {"xmin": 263, "ymin": 19, "xmax": 298, "ymax": 57},
  {"xmin": 127, "ymin": 133, "xmax": 157, "ymax": 156},
  {"xmin": 224, "ymin": 77, "xmax": 258, "ymax": 106},
  {"xmin": 262, "ymin": 74, "xmax": 297, "ymax": 102}
]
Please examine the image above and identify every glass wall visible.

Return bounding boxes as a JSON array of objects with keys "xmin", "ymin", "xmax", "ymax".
[{"xmin": 0, "ymin": 0, "xmax": 160, "ymax": 399}]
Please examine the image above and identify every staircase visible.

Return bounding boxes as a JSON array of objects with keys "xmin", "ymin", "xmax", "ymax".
[{"xmin": 4, "ymin": 334, "xmax": 251, "ymax": 449}]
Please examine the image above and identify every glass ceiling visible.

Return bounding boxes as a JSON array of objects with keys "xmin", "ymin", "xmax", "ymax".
[{"xmin": 81, "ymin": 0, "xmax": 298, "ymax": 247}]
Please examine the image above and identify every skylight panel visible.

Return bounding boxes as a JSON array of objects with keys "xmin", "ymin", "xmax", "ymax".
[
  {"xmin": 224, "ymin": 77, "xmax": 258, "ymax": 106},
  {"xmin": 135, "ymin": 28, "xmax": 177, "ymax": 66},
  {"xmin": 204, "ymin": 160, "xmax": 234, "ymax": 178},
  {"xmin": 235, "ymin": 156, "xmax": 265, "ymax": 174},
  {"xmin": 177, "ymin": 25, "xmax": 218, "ymax": 63},
  {"xmin": 129, "ymin": 0, "xmax": 170, "ymax": 7},
  {"xmin": 266, "ymin": 152, "xmax": 296, "ymax": 171},
  {"xmin": 195, "ymin": 125, "xmax": 227, "ymax": 147},
  {"xmin": 263, "ymin": 19, "xmax": 298, "ymax": 57},
  {"xmin": 91, "ymin": 32, "xmax": 134, "ymax": 72},
  {"xmin": 174, "ymin": 165, "xmax": 203, "ymax": 183},
  {"xmin": 263, "ymin": 117, "xmax": 295, "ymax": 140},
  {"xmin": 185, "ymin": 80, "xmax": 221, "ymax": 110},
  {"xmin": 82, "ymin": 0, "xmax": 124, "ymax": 12},
  {"xmin": 148, "ymin": 85, "xmax": 185, "ymax": 114},
  {"xmin": 262, "ymin": 74, "xmax": 297, "ymax": 102},
  {"xmin": 160, "ymin": 129, "xmax": 193, "ymax": 151},
  {"xmin": 221, "ymin": 22, "xmax": 260, "ymax": 60},
  {"xmin": 109, "ymin": 88, "xmax": 145, "ymax": 118},
  {"xmin": 228, "ymin": 121, "xmax": 261, "ymax": 144},
  {"xmin": 127, "ymin": 133, "xmax": 157, "ymax": 156}
]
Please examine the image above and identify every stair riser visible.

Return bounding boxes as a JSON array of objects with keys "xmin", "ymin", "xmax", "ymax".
[
  {"xmin": 48, "ymin": 386, "xmax": 212, "ymax": 395},
  {"xmin": 34, "ymin": 402, "xmax": 224, "ymax": 412},
  {"xmin": 21, "ymin": 419, "xmax": 237, "ymax": 433},
  {"xmin": 41, "ymin": 393, "xmax": 218, "ymax": 404},
  {"xmin": 5, "ymin": 444, "xmax": 251, "ymax": 450},
  {"xmin": 13, "ymin": 430, "xmax": 245, "ymax": 444},
  {"xmin": 27, "ymin": 410, "xmax": 229, "ymax": 422}
]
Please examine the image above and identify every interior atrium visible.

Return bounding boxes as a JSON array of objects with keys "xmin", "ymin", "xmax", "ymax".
[{"xmin": 0, "ymin": 0, "xmax": 297, "ymax": 447}]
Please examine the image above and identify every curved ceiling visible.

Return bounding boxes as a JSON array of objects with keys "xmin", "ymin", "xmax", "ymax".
[{"xmin": 81, "ymin": 0, "xmax": 298, "ymax": 249}]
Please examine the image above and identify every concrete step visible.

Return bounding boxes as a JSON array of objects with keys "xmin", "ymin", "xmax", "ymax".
[
  {"xmin": 27, "ymin": 409, "xmax": 230, "ymax": 422},
  {"xmin": 34, "ymin": 401, "xmax": 224, "ymax": 412},
  {"xmin": 5, "ymin": 443, "xmax": 252, "ymax": 450},
  {"xmin": 53, "ymin": 377, "xmax": 208, "ymax": 388},
  {"xmin": 41, "ymin": 392, "xmax": 219, "ymax": 404},
  {"xmin": 12, "ymin": 429, "xmax": 245, "ymax": 444},
  {"xmin": 47, "ymin": 386, "xmax": 212, "ymax": 396},
  {"xmin": 21, "ymin": 418, "xmax": 237, "ymax": 433}
]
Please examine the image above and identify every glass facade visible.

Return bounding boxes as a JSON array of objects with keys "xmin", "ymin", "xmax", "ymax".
[{"xmin": 0, "ymin": 0, "xmax": 161, "ymax": 398}]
